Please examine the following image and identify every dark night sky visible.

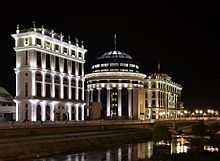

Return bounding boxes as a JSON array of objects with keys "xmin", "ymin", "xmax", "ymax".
[{"xmin": 0, "ymin": 1, "xmax": 219, "ymax": 110}]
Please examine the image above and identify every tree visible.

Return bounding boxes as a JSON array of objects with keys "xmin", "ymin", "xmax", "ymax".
[{"xmin": 152, "ymin": 124, "xmax": 172, "ymax": 143}]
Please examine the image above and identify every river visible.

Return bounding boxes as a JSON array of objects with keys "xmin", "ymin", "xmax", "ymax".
[{"xmin": 25, "ymin": 135, "xmax": 219, "ymax": 161}]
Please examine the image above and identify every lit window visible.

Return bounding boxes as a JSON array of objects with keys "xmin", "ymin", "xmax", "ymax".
[
  {"xmin": 101, "ymin": 63, "xmax": 109, "ymax": 67},
  {"xmin": 94, "ymin": 64, "xmax": 100, "ymax": 68},
  {"xmin": 120, "ymin": 63, "xmax": 128, "ymax": 67},
  {"xmin": 129, "ymin": 64, "xmax": 136, "ymax": 68},
  {"xmin": 36, "ymin": 38, "xmax": 41, "ymax": 46},
  {"xmin": 24, "ymin": 38, "xmax": 29, "ymax": 46},
  {"xmin": 45, "ymin": 41, "xmax": 51, "ymax": 49},
  {"xmin": 110, "ymin": 63, "xmax": 119, "ymax": 67}
]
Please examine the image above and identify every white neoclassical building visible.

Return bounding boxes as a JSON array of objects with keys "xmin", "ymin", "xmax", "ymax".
[
  {"xmin": 11, "ymin": 23, "xmax": 87, "ymax": 122},
  {"xmin": 85, "ymin": 38, "xmax": 146, "ymax": 120},
  {"xmin": 145, "ymin": 73, "xmax": 183, "ymax": 119}
]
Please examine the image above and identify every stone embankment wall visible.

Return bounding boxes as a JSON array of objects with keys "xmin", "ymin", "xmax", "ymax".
[{"xmin": 0, "ymin": 121, "xmax": 153, "ymax": 160}]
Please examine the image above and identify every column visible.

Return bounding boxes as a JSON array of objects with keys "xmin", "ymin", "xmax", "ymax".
[
  {"xmin": 82, "ymin": 79, "xmax": 85, "ymax": 100},
  {"xmin": 81, "ymin": 63, "xmax": 84, "ymax": 76},
  {"xmin": 32, "ymin": 71, "xmax": 36, "ymax": 96},
  {"xmin": 75, "ymin": 104, "xmax": 79, "ymax": 121},
  {"xmin": 51, "ymin": 74, "xmax": 55, "ymax": 98},
  {"xmin": 41, "ymin": 103, "xmax": 46, "ymax": 121},
  {"xmin": 118, "ymin": 88, "xmax": 122, "ymax": 116},
  {"xmin": 31, "ymin": 103, "xmax": 36, "ymax": 121},
  {"xmin": 106, "ymin": 150, "xmax": 111, "ymax": 161},
  {"xmin": 86, "ymin": 90, "xmax": 90, "ymax": 117},
  {"xmin": 68, "ymin": 104, "xmax": 72, "ymax": 121},
  {"xmin": 75, "ymin": 78, "xmax": 79, "ymax": 100},
  {"xmin": 51, "ymin": 103, "xmax": 55, "ymax": 121},
  {"xmin": 60, "ymin": 75, "xmax": 64, "ymax": 98},
  {"xmin": 68, "ymin": 77, "xmax": 72, "ymax": 99},
  {"xmin": 156, "ymin": 91, "xmax": 159, "ymax": 107},
  {"xmin": 15, "ymin": 71, "xmax": 19, "ymax": 96},
  {"xmin": 128, "ymin": 88, "xmax": 132, "ymax": 117},
  {"xmin": 42, "ymin": 72, "xmax": 45, "ymax": 97},
  {"xmin": 107, "ymin": 88, "xmax": 111, "ymax": 116},
  {"xmin": 118, "ymin": 147, "xmax": 122, "ymax": 161},
  {"xmin": 128, "ymin": 144, "xmax": 132, "ymax": 161},
  {"xmin": 15, "ymin": 102, "xmax": 19, "ymax": 121},
  {"xmin": 90, "ymin": 89, "xmax": 93, "ymax": 102},
  {"xmin": 97, "ymin": 88, "xmax": 101, "ymax": 102},
  {"xmin": 81, "ymin": 104, "xmax": 85, "ymax": 121}
]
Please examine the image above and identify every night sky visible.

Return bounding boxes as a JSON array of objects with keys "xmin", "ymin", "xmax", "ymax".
[{"xmin": 0, "ymin": 1, "xmax": 219, "ymax": 110}]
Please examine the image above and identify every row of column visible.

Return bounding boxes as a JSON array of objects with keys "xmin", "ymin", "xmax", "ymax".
[
  {"xmin": 147, "ymin": 91, "xmax": 178, "ymax": 109},
  {"xmin": 87, "ymin": 87, "xmax": 133, "ymax": 117},
  {"xmin": 25, "ymin": 71, "xmax": 84, "ymax": 100}
]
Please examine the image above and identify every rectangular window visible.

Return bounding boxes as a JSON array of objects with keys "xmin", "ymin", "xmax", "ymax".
[
  {"xmin": 71, "ymin": 50, "xmax": 75, "ymax": 57},
  {"xmin": 101, "ymin": 63, "xmax": 109, "ymax": 67},
  {"xmin": 37, "ymin": 52, "xmax": 41, "ymax": 67},
  {"xmin": 64, "ymin": 59, "xmax": 67, "ymax": 73},
  {"xmin": 45, "ymin": 41, "xmax": 51, "ymax": 49},
  {"xmin": 55, "ymin": 57, "xmax": 59, "ymax": 71},
  {"xmin": 46, "ymin": 54, "xmax": 50, "ymax": 69},
  {"xmin": 55, "ymin": 44, "xmax": 59, "ymax": 52},
  {"xmin": 25, "ymin": 51, "xmax": 28, "ymax": 65},
  {"xmin": 24, "ymin": 38, "xmax": 29, "ymax": 46},
  {"xmin": 110, "ymin": 63, "xmax": 119, "ymax": 67},
  {"xmin": 63, "ymin": 47, "xmax": 68, "ymax": 54},
  {"xmin": 72, "ymin": 61, "xmax": 75, "ymax": 74},
  {"xmin": 36, "ymin": 38, "xmax": 41, "ymax": 46},
  {"xmin": 25, "ymin": 82, "xmax": 28, "ymax": 97},
  {"xmin": 120, "ymin": 63, "xmax": 128, "ymax": 67}
]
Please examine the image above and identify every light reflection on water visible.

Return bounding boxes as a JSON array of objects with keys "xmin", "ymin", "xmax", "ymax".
[{"xmin": 30, "ymin": 136, "xmax": 219, "ymax": 161}]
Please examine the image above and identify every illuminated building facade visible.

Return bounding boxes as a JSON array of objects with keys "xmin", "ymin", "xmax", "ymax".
[
  {"xmin": 12, "ymin": 23, "xmax": 87, "ymax": 122},
  {"xmin": 85, "ymin": 37, "xmax": 146, "ymax": 120},
  {"xmin": 145, "ymin": 73, "xmax": 182, "ymax": 119},
  {"xmin": 0, "ymin": 86, "xmax": 16, "ymax": 121}
]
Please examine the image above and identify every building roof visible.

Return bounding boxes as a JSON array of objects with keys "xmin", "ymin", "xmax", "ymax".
[
  {"xmin": 97, "ymin": 50, "xmax": 132, "ymax": 60},
  {"xmin": 0, "ymin": 86, "xmax": 14, "ymax": 104}
]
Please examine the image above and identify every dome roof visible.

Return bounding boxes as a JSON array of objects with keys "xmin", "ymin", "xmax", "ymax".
[{"xmin": 97, "ymin": 50, "xmax": 132, "ymax": 60}]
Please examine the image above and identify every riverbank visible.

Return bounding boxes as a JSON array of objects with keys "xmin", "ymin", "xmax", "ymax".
[{"xmin": 0, "ymin": 127, "xmax": 152, "ymax": 161}]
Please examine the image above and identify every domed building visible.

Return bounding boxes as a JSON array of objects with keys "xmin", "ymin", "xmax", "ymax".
[{"xmin": 85, "ymin": 36, "xmax": 146, "ymax": 120}]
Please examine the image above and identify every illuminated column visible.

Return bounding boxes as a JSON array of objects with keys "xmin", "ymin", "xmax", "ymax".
[
  {"xmin": 15, "ymin": 102, "xmax": 19, "ymax": 121},
  {"xmin": 81, "ymin": 104, "xmax": 85, "ymax": 121},
  {"xmin": 106, "ymin": 150, "xmax": 111, "ymax": 161},
  {"xmin": 118, "ymin": 147, "xmax": 122, "ymax": 161},
  {"xmin": 75, "ymin": 104, "xmax": 79, "ymax": 121},
  {"xmin": 68, "ymin": 77, "xmax": 72, "ymax": 99},
  {"xmin": 118, "ymin": 88, "xmax": 122, "ymax": 116},
  {"xmin": 156, "ymin": 91, "xmax": 159, "ymax": 107},
  {"xmin": 90, "ymin": 89, "xmax": 93, "ymax": 102},
  {"xmin": 15, "ymin": 71, "xmax": 19, "ymax": 96},
  {"xmin": 51, "ymin": 103, "xmax": 55, "ymax": 121},
  {"xmin": 75, "ymin": 78, "xmax": 79, "ymax": 100},
  {"xmin": 60, "ymin": 75, "xmax": 64, "ymax": 98},
  {"xmin": 32, "ymin": 71, "xmax": 36, "ymax": 96},
  {"xmin": 86, "ymin": 90, "xmax": 90, "ymax": 116},
  {"xmin": 32, "ymin": 35, "xmax": 36, "ymax": 45},
  {"xmin": 31, "ymin": 102, "xmax": 36, "ymax": 121},
  {"xmin": 42, "ymin": 72, "xmax": 46, "ymax": 97},
  {"xmin": 97, "ymin": 88, "xmax": 101, "ymax": 102},
  {"xmin": 81, "ymin": 63, "xmax": 84, "ymax": 76},
  {"xmin": 82, "ymin": 79, "xmax": 85, "ymax": 100},
  {"xmin": 68, "ymin": 104, "xmax": 72, "ymax": 121},
  {"xmin": 128, "ymin": 88, "xmax": 132, "ymax": 117},
  {"xmin": 51, "ymin": 74, "xmax": 55, "ymax": 98},
  {"xmin": 41, "ymin": 103, "xmax": 46, "ymax": 121},
  {"xmin": 128, "ymin": 144, "xmax": 132, "ymax": 161},
  {"xmin": 107, "ymin": 88, "xmax": 111, "ymax": 116}
]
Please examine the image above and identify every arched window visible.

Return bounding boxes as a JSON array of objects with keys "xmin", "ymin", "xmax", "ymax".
[
  {"xmin": 46, "ymin": 105, "xmax": 50, "ymax": 120},
  {"xmin": 45, "ymin": 74, "xmax": 51, "ymax": 98},
  {"xmin": 78, "ymin": 107, "xmax": 82, "ymax": 120},
  {"xmin": 72, "ymin": 106, "xmax": 76, "ymax": 121},
  {"xmin": 54, "ymin": 76, "xmax": 60, "ymax": 98},
  {"xmin": 63, "ymin": 77, "xmax": 68, "ymax": 99},
  {"xmin": 36, "ymin": 72, "xmax": 42, "ymax": 97},
  {"xmin": 36, "ymin": 105, "xmax": 41, "ymax": 121}
]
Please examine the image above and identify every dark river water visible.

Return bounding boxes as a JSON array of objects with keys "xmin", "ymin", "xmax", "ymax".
[{"xmin": 27, "ymin": 135, "xmax": 219, "ymax": 161}]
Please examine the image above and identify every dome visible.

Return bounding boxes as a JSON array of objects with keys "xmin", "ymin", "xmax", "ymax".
[{"xmin": 97, "ymin": 50, "xmax": 132, "ymax": 60}]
